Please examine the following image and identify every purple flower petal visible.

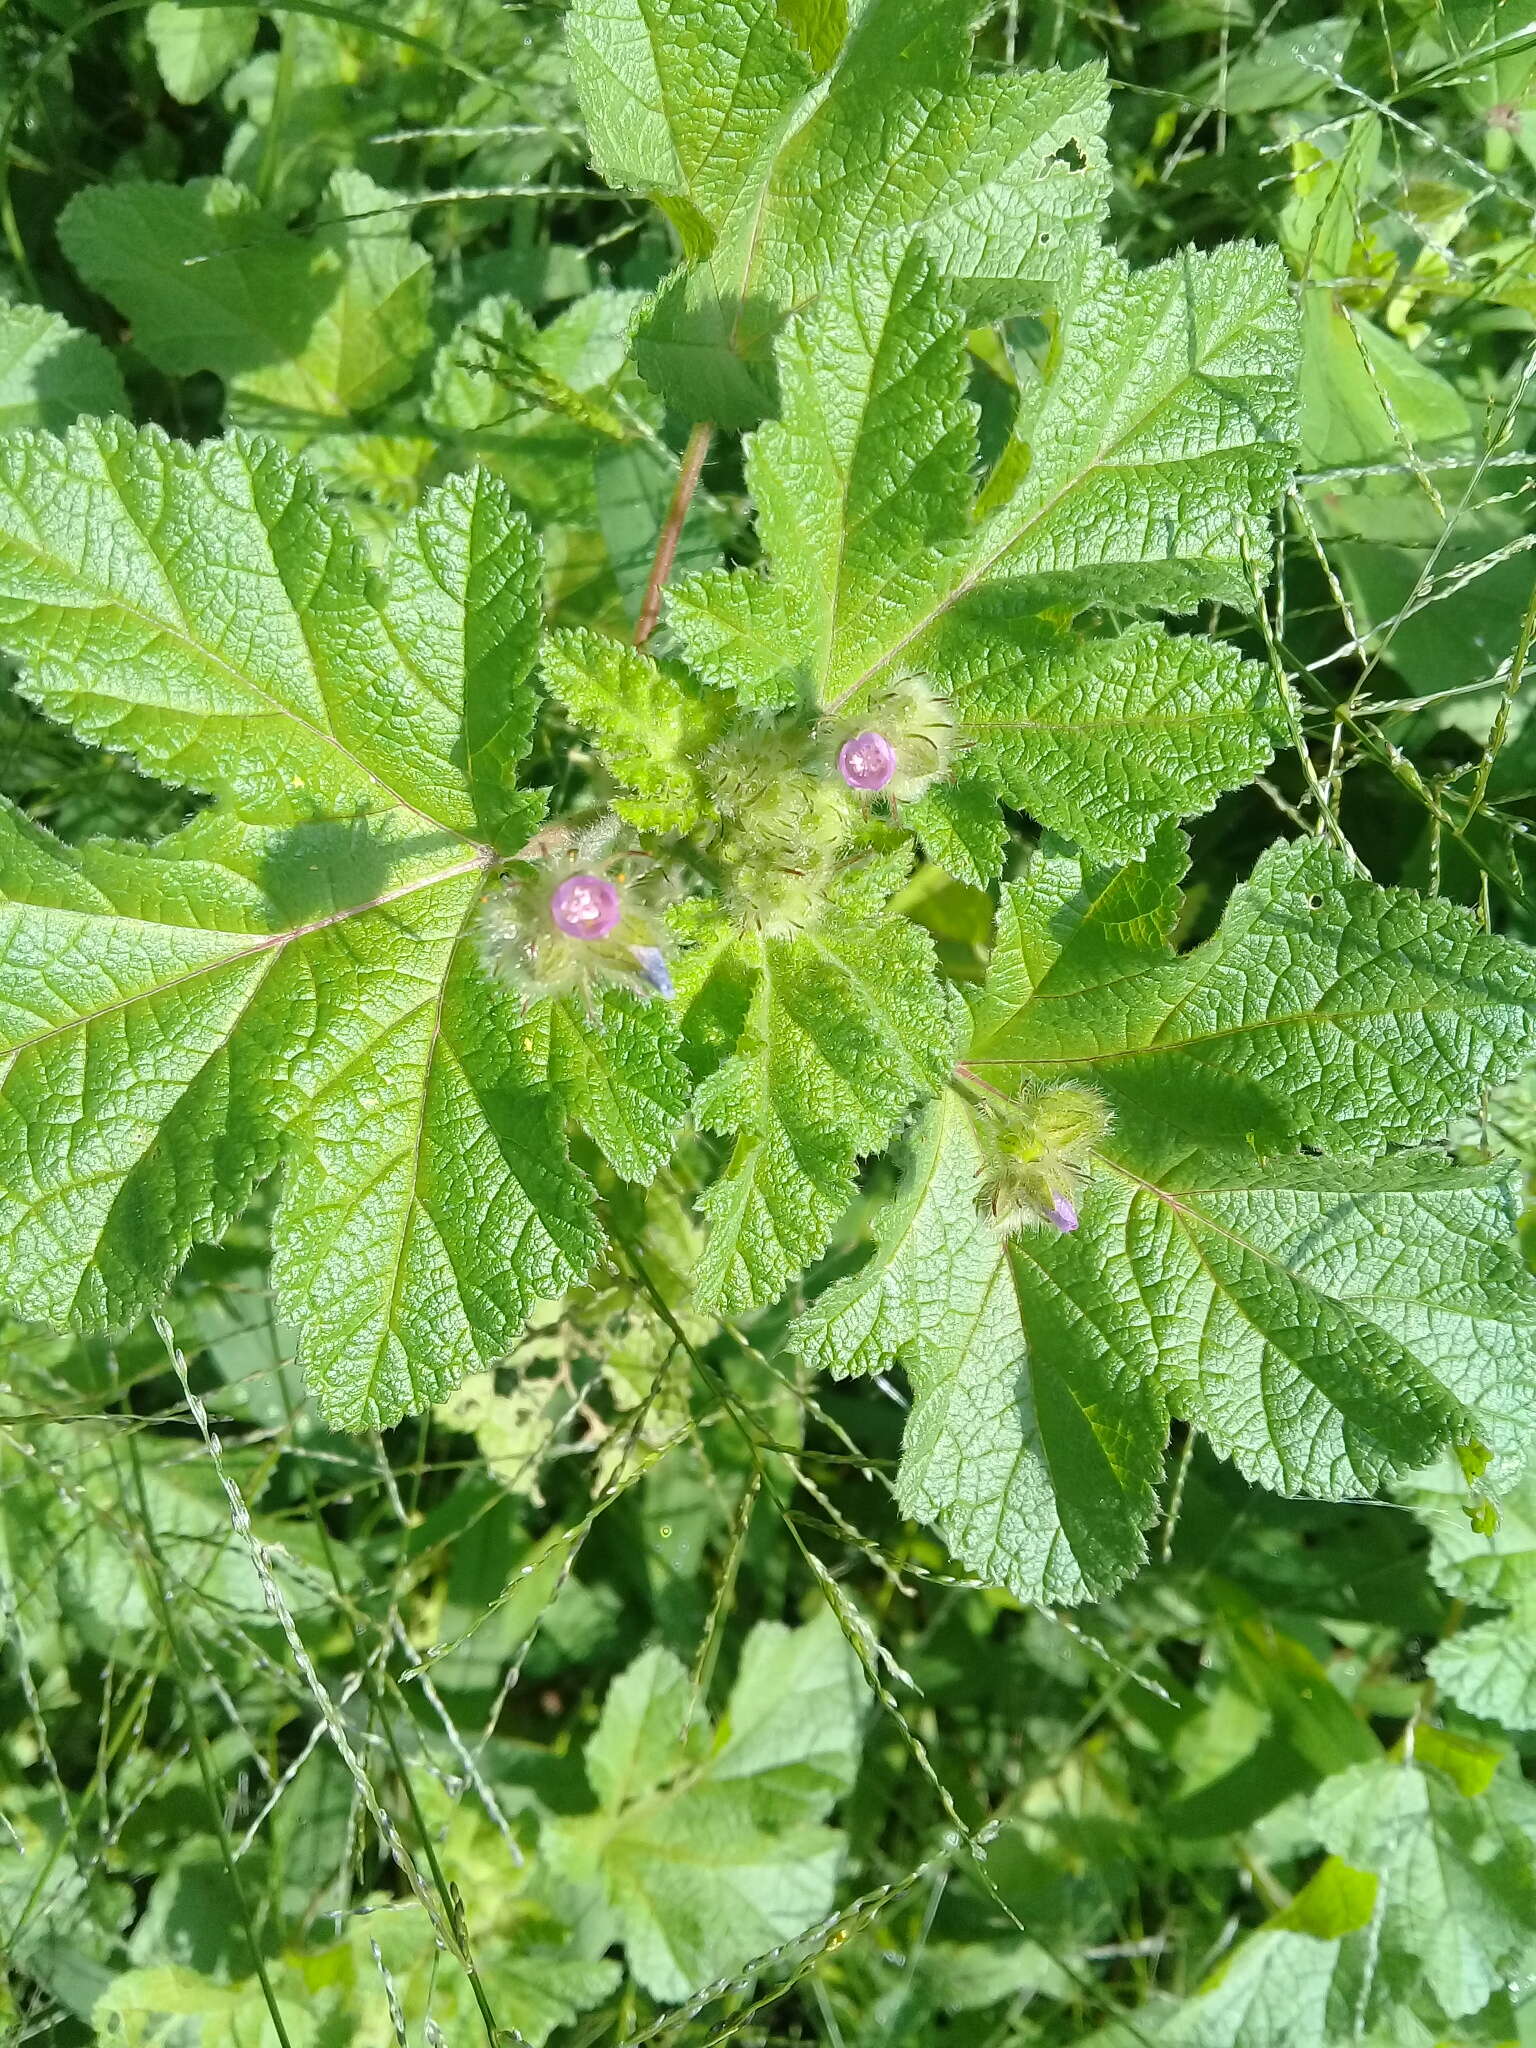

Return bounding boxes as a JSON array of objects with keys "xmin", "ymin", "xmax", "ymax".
[
  {"xmin": 838, "ymin": 730, "xmax": 897, "ymax": 792},
  {"xmin": 630, "ymin": 945, "xmax": 674, "ymax": 998},
  {"xmin": 551, "ymin": 873, "xmax": 622, "ymax": 940},
  {"xmin": 1048, "ymin": 1193, "xmax": 1079, "ymax": 1233}
]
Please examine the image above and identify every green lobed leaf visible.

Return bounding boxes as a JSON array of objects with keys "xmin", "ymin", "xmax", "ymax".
[
  {"xmin": 969, "ymin": 838, "xmax": 1536, "ymax": 1496},
  {"xmin": 1410, "ymin": 1458, "xmax": 1536, "ymax": 1730},
  {"xmin": 790, "ymin": 1092, "xmax": 1166, "ymax": 1602},
  {"xmin": 581, "ymin": 1642, "xmax": 711, "ymax": 1808},
  {"xmin": 670, "ymin": 239, "xmax": 1294, "ymax": 858},
  {"xmin": 666, "ymin": 567, "xmax": 803, "ymax": 711},
  {"xmin": 569, "ymin": 0, "xmax": 1111, "ymax": 424},
  {"xmin": 386, "ymin": 465, "xmax": 548, "ymax": 850},
  {"xmin": 60, "ymin": 172, "xmax": 432, "ymax": 420},
  {"xmin": 939, "ymin": 610, "xmax": 1283, "ymax": 865},
  {"xmin": 1081, "ymin": 1860, "xmax": 1393, "ymax": 2047},
  {"xmin": 0, "ymin": 430, "xmax": 605, "ymax": 1429},
  {"xmin": 1085, "ymin": 1930, "xmax": 1344, "ymax": 2047},
  {"xmin": 0, "ymin": 422, "xmax": 531, "ymax": 836},
  {"xmin": 91, "ymin": 1924, "xmax": 619, "ymax": 2047},
  {"xmin": 1426, "ymin": 1595, "xmax": 1536, "ymax": 1734},
  {"xmin": 969, "ymin": 242, "xmax": 1300, "ymax": 615},
  {"xmin": 547, "ymin": 1610, "xmax": 866, "ymax": 2001},
  {"xmin": 678, "ymin": 890, "xmax": 958, "ymax": 1313},
  {"xmin": 541, "ymin": 626, "xmax": 723, "ymax": 833},
  {"xmin": 734, "ymin": 238, "xmax": 975, "ymax": 707},
  {"xmin": 539, "ymin": 988, "xmax": 692, "ymax": 1182},
  {"xmin": 1081, "ymin": 1143, "xmax": 1536, "ymax": 1498},
  {"xmin": 60, "ymin": 179, "xmax": 314, "ymax": 384},
  {"xmin": 902, "ymin": 778, "xmax": 1007, "ymax": 890},
  {"xmin": 1307, "ymin": 1736, "xmax": 1536, "ymax": 2023},
  {"xmin": 968, "ymin": 829, "xmax": 1536, "ymax": 1151},
  {"xmin": 787, "ymin": 829, "xmax": 1536, "ymax": 1594},
  {"xmin": 145, "ymin": 3, "xmax": 259, "ymax": 104}
]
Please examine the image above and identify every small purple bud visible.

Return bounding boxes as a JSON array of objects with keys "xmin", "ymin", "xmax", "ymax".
[
  {"xmin": 838, "ymin": 730, "xmax": 898, "ymax": 793},
  {"xmin": 1048, "ymin": 1193, "xmax": 1079, "ymax": 1233},
  {"xmin": 630, "ymin": 945, "xmax": 674, "ymax": 999},
  {"xmin": 551, "ymin": 873, "xmax": 622, "ymax": 940}
]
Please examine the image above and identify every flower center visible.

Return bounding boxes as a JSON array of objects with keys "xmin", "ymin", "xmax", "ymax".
[
  {"xmin": 550, "ymin": 873, "xmax": 622, "ymax": 940},
  {"xmin": 838, "ymin": 730, "xmax": 897, "ymax": 792}
]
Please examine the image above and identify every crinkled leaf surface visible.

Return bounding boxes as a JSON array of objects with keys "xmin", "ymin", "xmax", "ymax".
[
  {"xmin": 790, "ymin": 830, "xmax": 1536, "ymax": 1598},
  {"xmin": 901, "ymin": 779, "xmax": 1007, "ymax": 893},
  {"xmin": 541, "ymin": 626, "xmax": 724, "ymax": 834},
  {"xmin": 1307, "ymin": 1736, "xmax": 1536, "ymax": 2024},
  {"xmin": 1085, "ymin": 1929, "xmax": 1344, "ymax": 2047},
  {"xmin": 1410, "ymin": 1458, "xmax": 1536, "ymax": 1731},
  {"xmin": 675, "ymin": 868, "xmax": 958, "ymax": 1313},
  {"xmin": 791, "ymin": 1091, "xmax": 1166, "ymax": 1603},
  {"xmin": 670, "ymin": 239, "xmax": 1295, "ymax": 864},
  {"xmin": 1083, "ymin": 1862, "xmax": 1388, "ymax": 2046},
  {"xmin": 1428, "ymin": 1594, "xmax": 1536, "ymax": 1736},
  {"xmin": 968, "ymin": 829, "xmax": 1536, "ymax": 1151},
  {"xmin": 970, "ymin": 835, "xmax": 1536, "ymax": 1497},
  {"xmin": 569, "ymin": 0, "xmax": 1110, "ymax": 423},
  {"xmin": 537, "ymin": 988, "xmax": 692, "ymax": 1182},
  {"xmin": 0, "ymin": 426, "xmax": 603, "ymax": 1429},
  {"xmin": 547, "ymin": 1611, "xmax": 866, "ymax": 2000}
]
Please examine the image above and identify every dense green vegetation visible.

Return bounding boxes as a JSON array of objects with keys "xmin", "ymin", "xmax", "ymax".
[{"xmin": 4, "ymin": 0, "xmax": 1536, "ymax": 2041}]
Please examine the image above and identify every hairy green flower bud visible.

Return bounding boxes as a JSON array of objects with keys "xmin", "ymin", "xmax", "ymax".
[
  {"xmin": 727, "ymin": 853, "xmax": 835, "ymax": 938},
  {"xmin": 978, "ymin": 1083, "xmax": 1113, "ymax": 1237},
  {"xmin": 705, "ymin": 723, "xmax": 853, "ymax": 865}
]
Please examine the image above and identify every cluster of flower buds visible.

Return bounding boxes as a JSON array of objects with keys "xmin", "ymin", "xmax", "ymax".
[
  {"xmin": 700, "ymin": 676, "xmax": 957, "ymax": 935},
  {"xmin": 977, "ymin": 1083, "xmax": 1112, "ymax": 1237},
  {"xmin": 706, "ymin": 727, "xmax": 852, "ymax": 865},
  {"xmin": 476, "ymin": 835, "xmax": 674, "ymax": 1008},
  {"xmin": 703, "ymin": 724, "xmax": 854, "ymax": 935}
]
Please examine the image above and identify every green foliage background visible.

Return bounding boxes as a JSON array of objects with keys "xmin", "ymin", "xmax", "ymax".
[{"xmin": 5, "ymin": 0, "xmax": 1536, "ymax": 2042}]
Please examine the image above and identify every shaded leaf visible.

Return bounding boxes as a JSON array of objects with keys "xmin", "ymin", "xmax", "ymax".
[{"xmin": 570, "ymin": 0, "xmax": 1110, "ymax": 423}]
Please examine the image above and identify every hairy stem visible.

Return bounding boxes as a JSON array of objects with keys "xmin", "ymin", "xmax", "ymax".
[{"xmin": 634, "ymin": 420, "xmax": 714, "ymax": 648}]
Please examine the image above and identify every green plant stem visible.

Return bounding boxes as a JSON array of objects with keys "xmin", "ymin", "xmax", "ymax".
[
  {"xmin": 255, "ymin": 17, "xmax": 297, "ymax": 207},
  {"xmin": 118, "ymin": 1426, "xmax": 297, "ymax": 2048},
  {"xmin": 261, "ymin": 1353, "xmax": 506, "ymax": 2048}
]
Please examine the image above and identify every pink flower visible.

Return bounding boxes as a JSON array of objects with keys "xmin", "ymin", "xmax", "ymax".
[
  {"xmin": 550, "ymin": 873, "xmax": 622, "ymax": 940},
  {"xmin": 837, "ymin": 730, "xmax": 898, "ymax": 792}
]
